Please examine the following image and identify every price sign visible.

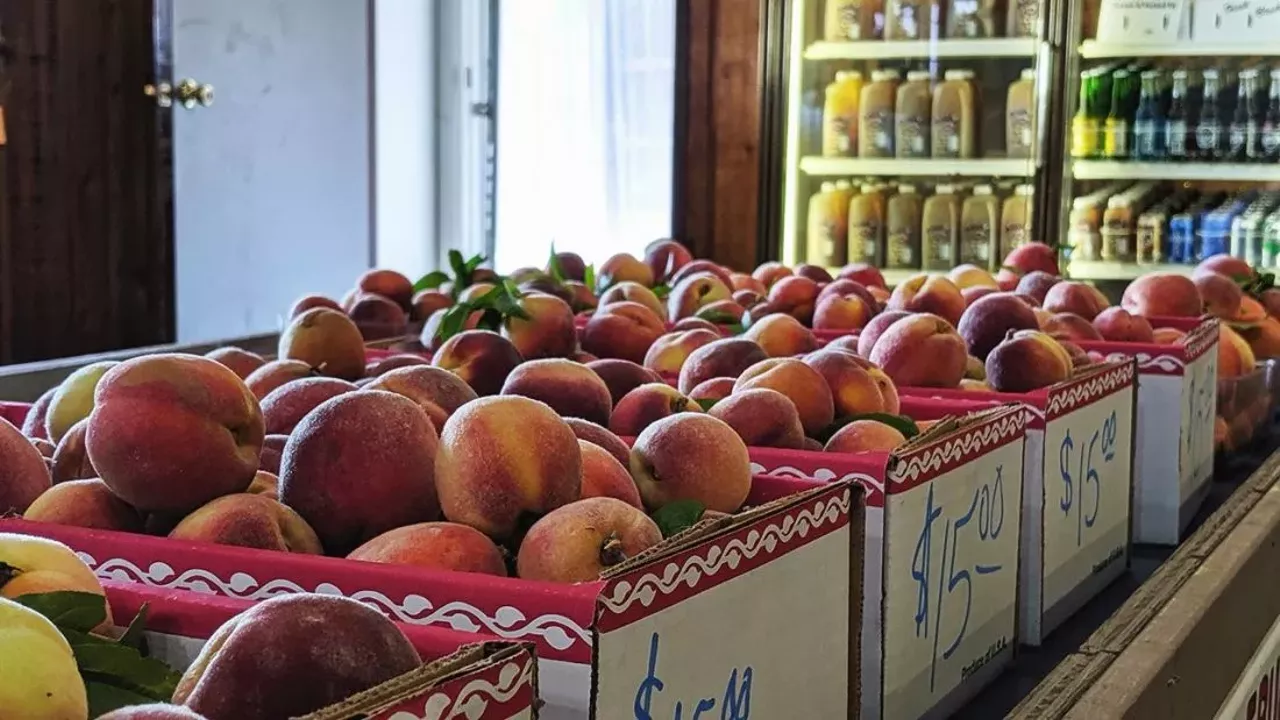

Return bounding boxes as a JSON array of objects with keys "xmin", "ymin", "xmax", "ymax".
[
  {"xmin": 1042, "ymin": 386, "xmax": 1134, "ymax": 621},
  {"xmin": 882, "ymin": 439, "xmax": 1023, "ymax": 719},
  {"xmin": 1181, "ymin": 344, "xmax": 1218, "ymax": 502}
]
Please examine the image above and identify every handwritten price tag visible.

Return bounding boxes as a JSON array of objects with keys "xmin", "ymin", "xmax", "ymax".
[
  {"xmin": 1181, "ymin": 346, "xmax": 1218, "ymax": 499},
  {"xmin": 1042, "ymin": 388, "xmax": 1134, "ymax": 620},
  {"xmin": 882, "ymin": 440, "xmax": 1024, "ymax": 719}
]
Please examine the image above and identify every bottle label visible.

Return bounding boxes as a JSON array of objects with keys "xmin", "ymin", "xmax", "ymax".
[
  {"xmin": 1247, "ymin": 123, "xmax": 1264, "ymax": 159},
  {"xmin": 887, "ymin": 229, "xmax": 916, "ymax": 267},
  {"xmin": 850, "ymin": 222, "xmax": 880, "ymax": 262},
  {"xmin": 1262, "ymin": 124, "xmax": 1280, "ymax": 156},
  {"xmin": 1167, "ymin": 120, "xmax": 1188, "ymax": 157},
  {"xmin": 1133, "ymin": 120, "xmax": 1160, "ymax": 157},
  {"xmin": 865, "ymin": 110, "xmax": 894, "ymax": 155},
  {"xmin": 1196, "ymin": 122, "xmax": 1221, "ymax": 154},
  {"xmin": 933, "ymin": 115, "xmax": 961, "ymax": 158},
  {"xmin": 925, "ymin": 226, "xmax": 953, "ymax": 264},
  {"xmin": 897, "ymin": 116, "xmax": 929, "ymax": 157},
  {"xmin": 893, "ymin": 0, "xmax": 923, "ymax": 38},
  {"xmin": 837, "ymin": 1, "xmax": 861, "ymax": 39},
  {"xmin": 1104, "ymin": 119, "xmax": 1129, "ymax": 158},
  {"xmin": 1071, "ymin": 117, "xmax": 1099, "ymax": 158},
  {"xmin": 1004, "ymin": 224, "xmax": 1028, "ymax": 250},
  {"xmin": 1011, "ymin": 0, "xmax": 1038, "ymax": 35},
  {"xmin": 828, "ymin": 116, "xmax": 854, "ymax": 155},
  {"xmin": 961, "ymin": 222, "xmax": 992, "ymax": 263},
  {"xmin": 1009, "ymin": 109, "xmax": 1033, "ymax": 155},
  {"xmin": 1229, "ymin": 123, "xmax": 1249, "ymax": 156}
]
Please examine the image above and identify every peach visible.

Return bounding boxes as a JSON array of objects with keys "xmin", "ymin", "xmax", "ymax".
[
  {"xmin": 962, "ymin": 286, "xmax": 999, "ymax": 306},
  {"xmin": 948, "ymin": 264, "xmax": 999, "ymax": 290},
  {"xmin": 696, "ymin": 299, "xmax": 747, "ymax": 325},
  {"xmin": 794, "ymin": 264, "xmax": 833, "ymax": 283},
  {"xmin": 1152, "ymin": 327, "xmax": 1187, "ymax": 345},
  {"xmin": 46, "ymin": 361, "xmax": 118, "ymax": 444},
  {"xmin": 1015, "ymin": 270, "xmax": 1062, "ymax": 305},
  {"xmin": 1042, "ymin": 312, "xmax": 1103, "ymax": 342},
  {"xmin": 86, "ymin": 355, "xmax": 263, "ymax": 514},
  {"xmin": 433, "ymin": 329, "xmax": 523, "ymax": 396},
  {"xmin": 960, "ymin": 378, "xmax": 993, "ymax": 391},
  {"xmin": 825, "ymin": 335, "xmax": 863, "ymax": 356},
  {"xmin": 813, "ymin": 293, "xmax": 874, "ymax": 331},
  {"xmin": 246, "ymin": 470, "xmax": 279, "ymax": 500},
  {"xmin": 869, "ymin": 313, "xmax": 968, "ymax": 388},
  {"xmin": 710, "ymin": 389, "xmax": 805, "ymax": 449},
  {"xmin": 599, "ymin": 253, "xmax": 655, "ymax": 288},
  {"xmin": 886, "ymin": 274, "xmax": 966, "ymax": 327},
  {"xmin": 169, "ymin": 494, "xmax": 323, "ymax": 554},
  {"xmin": 766, "ymin": 275, "xmax": 822, "ymax": 325},
  {"xmin": 752, "ymin": 261, "xmax": 793, "ymax": 288},
  {"xmin": 1043, "ymin": 281, "xmax": 1110, "ymax": 320},
  {"xmin": 501, "ymin": 359, "xmax": 613, "ymax": 425},
  {"xmin": 30, "ymin": 437, "xmax": 55, "ymax": 458},
  {"xmin": 857, "ymin": 310, "xmax": 911, "ymax": 357},
  {"xmin": 565, "ymin": 418, "xmax": 632, "ymax": 468},
  {"xmin": 348, "ymin": 522, "xmax": 507, "ymax": 576},
  {"xmin": 1243, "ymin": 316, "xmax": 1280, "ymax": 359},
  {"xmin": 289, "ymin": 294, "xmax": 344, "ymax": 319},
  {"xmin": 581, "ymin": 300, "xmax": 666, "ymax": 364},
  {"xmin": 1093, "ymin": 307, "xmax": 1155, "ymax": 342},
  {"xmin": 501, "ymin": 292, "xmax": 577, "ymax": 360},
  {"xmin": 435, "ymin": 395, "xmax": 581, "ymax": 539},
  {"xmin": 839, "ymin": 263, "xmax": 887, "ymax": 288},
  {"xmin": 586, "ymin": 359, "xmax": 664, "ymax": 405},
  {"xmin": 869, "ymin": 285, "xmax": 892, "ymax": 304},
  {"xmin": 579, "ymin": 440, "xmax": 644, "ymax": 509},
  {"xmin": 1259, "ymin": 288, "xmax": 1280, "ymax": 318},
  {"xmin": 671, "ymin": 317, "xmax": 720, "ymax": 333},
  {"xmin": 23, "ymin": 479, "xmax": 141, "ymax": 532},
  {"xmin": 348, "ymin": 293, "xmax": 410, "ymax": 340},
  {"xmin": 1235, "ymin": 295, "xmax": 1267, "ymax": 323},
  {"xmin": 870, "ymin": 368, "xmax": 901, "ymax": 413},
  {"xmin": 644, "ymin": 329, "xmax": 721, "ymax": 375},
  {"xmin": 677, "ymin": 338, "xmax": 769, "ymax": 394},
  {"xmin": 630, "ymin": 413, "xmax": 752, "ymax": 512},
  {"xmin": 1003, "ymin": 242, "xmax": 1060, "ymax": 276},
  {"xmin": 551, "ymin": 251, "xmax": 588, "ymax": 281},
  {"xmin": 668, "ymin": 272, "xmax": 732, "ymax": 320},
  {"xmin": 21, "ymin": 389, "xmax": 54, "ymax": 440},
  {"xmin": 258, "ymin": 435, "xmax": 288, "ymax": 475},
  {"xmin": 174, "ymin": 594, "xmax": 421, "ymax": 720},
  {"xmin": 1195, "ymin": 255, "xmax": 1254, "ymax": 281},
  {"xmin": 280, "ymin": 391, "xmax": 440, "ymax": 553},
  {"xmin": 244, "ymin": 359, "xmax": 315, "ymax": 400},
  {"xmin": 644, "ymin": 240, "xmax": 693, "ymax": 283},
  {"xmin": 997, "ymin": 269, "xmax": 1022, "ymax": 292},
  {"xmin": 421, "ymin": 307, "xmax": 481, "ymax": 353},
  {"xmin": 744, "ymin": 312, "xmax": 820, "ymax": 357},
  {"xmin": 98, "ymin": 704, "xmax": 208, "ymax": 719},
  {"xmin": 260, "ymin": 377, "xmax": 358, "ymax": 435},
  {"xmin": 670, "ymin": 260, "xmax": 734, "ymax": 289},
  {"xmin": 1218, "ymin": 325, "xmax": 1257, "ymax": 378},
  {"xmin": 957, "ymin": 292, "xmax": 1040, "ymax": 360},
  {"xmin": 278, "ymin": 308, "xmax": 366, "ymax": 380},
  {"xmin": 733, "ymin": 289, "xmax": 765, "ymax": 308},
  {"xmin": 1194, "ymin": 272, "xmax": 1243, "ymax": 319},
  {"xmin": 985, "ymin": 330, "xmax": 1072, "ymax": 392},
  {"xmin": 610, "ymin": 383, "xmax": 701, "ymax": 436},
  {"xmin": 565, "ymin": 281, "xmax": 598, "ymax": 313},
  {"xmin": 1060, "ymin": 340, "xmax": 1092, "ymax": 369},
  {"xmin": 688, "ymin": 377, "xmax": 737, "ymax": 404},
  {"xmin": 410, "ymin": 289, "xmax": 453, "ymax": 322},
  {"xmin": 734, "ymin": 358, "xmax": 835, "ymax": 436},
  {"xmin": 366, "ymin": 365, "xmax": 479, "ymax": 433},
  {"xmin": 364, "ymin": 353, "xmax": 430, "ymax": 378},
  {"xmin": 516, "ymin": 497, "xmax": 662, "ymax": 582},
  {"xmin": 729, "ymin": 272, "xmax": 767, "ymax": 295},
  {"xmin": 824, "ymin": 420, "xmax": 907, "ymax": 453},
  {"xmin": 600, "ymin": 281, "xmax": 667, "ymax": 321},
  {"xmin": 1014, "ymin": 292, "xmax": 1042, "ymax": 308},
  {"xmin": 50, "ymin": 419, "xmax": 96, "ymax": 484},
  {"xmin": 205, "ymin": 347, "xmax": 267, "ymax": 380},
  {"xmin": 804, "ymin": 350, "xmax": 893, "ymax": 416},
  {"xmin": 357, "ymin": 269, "xmax": 415, "ymax": 309},
  {"xmin": 818, "ymin": 278, "xmax": 878, "ymax": 308},
  {"xmin": 1121, "ymin": 273, "xmax": 1201, "ymax": 318}
]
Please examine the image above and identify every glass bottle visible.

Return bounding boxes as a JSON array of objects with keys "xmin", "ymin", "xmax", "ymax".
[
  {"xmin": 1133, "ymin": 70, "xmax": 1165, "ymax": 160},
  {"xmin": 1264, "ymin": 69, "xmax": 1280, "ymax": 162},
  {"xmin": 1196, "ymin": 69, "xmax": 1223, "ymax": 161},
  {"xmin": 1103, "ymin": 69, "xmax": 1131, "ymax": 159},
  {"xmin": 1245, "ymin": 69, "xmax": 1266, "ymax": 162},
  {"xmin": 1166, "ymin": 69, "xmax": 1191, "ymax": 161},
  {"xmin": 1071, "ymin": 70, "xmax": 1099, "ymax": 159},
  {"xmin": 886, "ymin": 185, "xmax": 924, "ymax": 269},
  {"xmin": 1229, "ymin": 69, "xmax": 1256, "ymax": 161}
]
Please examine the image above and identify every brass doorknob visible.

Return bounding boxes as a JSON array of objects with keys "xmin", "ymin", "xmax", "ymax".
[
  {"xmin": 143, "ymin": 82, "xmax": 173, "ymax": 108},
  {"xmin": 176, "ymin": 78, "xmax": 214, "ymax": 109}
]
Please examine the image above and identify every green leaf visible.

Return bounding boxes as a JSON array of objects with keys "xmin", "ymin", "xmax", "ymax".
[
  {"xmin": 695, "ymin": 398, "xmax": 719, "ymax": 412},
  {"xmin": 477, "ymin": 308, "xmax": 505, "ymax": 331},
  {"xmin": 502, "ymin": 278, "xmax": 525, "ymax": 300},
  {"xmin": 547, "ymin": 245, "xmax": 566, "ymax": 283},
  {"xmin": 814, "ymin": 413, "xmax": 920, "ymax": 446},
  {"xmin": 651, "ymin": 283, "xmax": 672, "ymax": 300},
  {"xmin": 412, "ymin": 270, "xmax": 451, "ymax": 293},
  {"xmin": 68, "ymin": 632, "xmax": 180, "ymax": 698},
  {"xmin": 117, "ymin": 604, "xmax": 149, "ymax": 653},
  {"xmin": 448, "ymin": 250, "xmax": 468, "ymax": 281},
  {"xmin": 651, "ymin": 500, "xmax": 707, "ymax": 539},
  {"xmin": 13, "ymin": 591, "xmax": 108, "ymax": 633},
  {"xmin": 464, "ymin": 254, "xmax": 487, "ymax": 275},
  {"xmin": 698, "ymin": 310, "xmax": 740, "ymax": 325},
  {"xmin": 584, "ymin": 264, "xmax": 597, "ymax": 291},
  {"xmin": 436, "ymin": 303, "xmax": 476, "ymax": 342},
  {"xmin": 86, "ymin": 681, "xmax": 160, "ymax": 719},
  {"xmin": 724, "ymin": 322, "xmax": 745, "ymax": 335}
]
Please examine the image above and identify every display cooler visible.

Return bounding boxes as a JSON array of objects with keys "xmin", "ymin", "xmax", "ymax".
[{"xmin": 760, "ymin": 0, "xmax": 1066, "ymax": 282}]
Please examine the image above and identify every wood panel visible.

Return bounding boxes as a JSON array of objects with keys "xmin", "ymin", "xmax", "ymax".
[
  {"xmin": 0, "ymin": 0, "xmax": 172, "ymax": 364},
  {"xmin": 673, "ymin": 0, "xmax": 769, "ymax": 273}
]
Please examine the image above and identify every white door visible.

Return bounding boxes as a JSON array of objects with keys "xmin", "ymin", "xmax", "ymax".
[{"xmin": 168, "ymin": 0, "xmax": 373, "ymax": 343}]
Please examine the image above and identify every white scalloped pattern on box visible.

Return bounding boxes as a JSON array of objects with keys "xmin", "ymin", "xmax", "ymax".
[
  {"xmin": 391, "ymin": 655, "xmax": 535, "ymax": 720},
  {"xmin": 1045, "ymin": 363, "xmax": 1135, "ymax": 417},
  {"xmin": 749, "ymin": 461, "xmax": 883, "ymax": 496},
  {"xmin": 888, "ymin": 410, "xmax": 1026, "ymax": 488}
]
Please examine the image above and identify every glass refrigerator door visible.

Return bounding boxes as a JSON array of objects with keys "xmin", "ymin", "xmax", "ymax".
[
  {"xmin": 775, "ymin": 0, "xmax": 1059, "ymax": 285},
  {"xmin": 1058, "ymin": 0, "xmax": 1280, "ymax": 281}
]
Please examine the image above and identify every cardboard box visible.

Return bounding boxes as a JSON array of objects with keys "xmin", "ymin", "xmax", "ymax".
[
  {"xmin": 0, "ymin": 475, "xmax": 862, "ymax": 719},
  {"xmin": 746, "ymin": 403, "xmax": 1028, "ymax": 719},
  {"xmin": 900, "ymin": 360, "xmax": 1138, "ymax": 647},
  {"xmin": 100, "ymin": 582, "xmax": 540, "ymax": 719},
  {"xmin": 1073, "ymin": 316, "xmax": 1219, "ymax": 545}
]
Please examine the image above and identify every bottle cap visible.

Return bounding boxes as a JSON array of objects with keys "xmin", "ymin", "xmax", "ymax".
[
  {"xmin": 1141, "ymin": 69, "xmax": 1161, "ymax": 79},
  {"xmin": 835, "ymin": 70, "xmax": 863, "ymax": 82},
  {"xmin": 1172, "ymin": 69, "xmax": 1188, "ymax": 79},
  {"xmin": 899, "ymin": 184, "xmax": 918, "ymax": 194},
  {"xmin": 974, "ymin": 184, "xmax": 994, "ymax": 195},
  {"xmin": 906, "ymin": 70, "xmax": 934, "ymax": 82},
  {"xmin": 936, "ymin": 184, "xmax": 956, "ymax": 194},
  {"xmin": 835, "ymin": 180, "xmax": 853, "ymax": 190},
  {"xmin": 1020, "ymin": 68, "xmax": 1036, "ymax": 81},
  {"xmin": 860, "ymin": 184, "xmax": 878, "ymax": 193},
  {"xmin": 1015, "ymin": 184, "xmax": 1035, "ymax": 196},
  {"xmin": 1203, "ymin": 68, "xmax": 1219, "ymax": 79},
  {"xmin": 871, "ymin": 69, "xmax": 900, "ymax": 82},
  {"xmin": 821, "ymin": 182, "xmax": 836, "ymax": 192},
  {"xmin": 944, "ymin": 69, "xmax": 975, "ymax": 81}
]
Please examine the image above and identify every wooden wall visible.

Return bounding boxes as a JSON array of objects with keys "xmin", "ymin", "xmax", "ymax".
[
  {"xmin": 0, "ymin": 0, "xmax": 172, "ymax": 364},
  {"xmin": 674, "ymin": 0, "xmax": 772, "ymax": 273}
]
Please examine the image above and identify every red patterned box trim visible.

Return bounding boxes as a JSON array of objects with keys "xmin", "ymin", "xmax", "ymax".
[{"xmin": 887, "ymin": 406, "xmax": 1027, "ymax": 494}]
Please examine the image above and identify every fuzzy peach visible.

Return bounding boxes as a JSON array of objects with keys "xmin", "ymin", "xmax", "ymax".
[
  {"xmin": 957, "ymin": 292, "xmax": 1040, "ymax": 360},
  {"xmin": 366, "ymin": 365, "xmax": 479, "ymax": 433},
  {"xmin": 948, "ymin": 264, "xmax": 999, "ymax": 290},
  {"xmin": 565, "ymin": 418, "xmax": 632, "ymax": 468},
  {"xmin": 609, "ymin": 383, "xmax": 701, "ymax": 436},
  {"xmin": 824, "ymin": 420, "xmax": 907, "ymax": 453},
  {"xmin": 581, "ymin": 300, "xmax": 666, "ymax": 364},
  {"xmin": 1195, "ymin": 255, "xmax": 1254, "ymax": 281},
  {"xmin": 671, "ymin": 317, "xmax": 720, "ymax": 333},
  {"xmin": 733, "ymin": 289, "xmax": 765, "ymax": 308},
  {"xmin": 566, "ymin": 280, "xmax": 599, "ymax": 312},
  {"xmin": 1152, "ymin": 327, "xmax": 1187, "ymax": 345},
  {"xmin": 709, "ymin": 388, "xmax": 805, "ymax": 449},
  {"xmin": 734, "ymin": 358, "xmax": 835, "ymax": 436},
  {"xmin": 579, "ymin": 440, "xmax": 644, "ymax": 509},
  {"xmin": 696, "ymin": 299, "xmax": 747, "ymax": 325},
  {"xmin": 803, "ymin": 350, "xmax": 893, "ymax": 416},
  {"xmin": 98, "ymin": 704, "xmax": 208, "ymax": 719},
  {"xmin": 349, "ymin": 292, "xmax": 411, "ymax": 339},
  {"xmin": 671, "ymin": 260, "xmax": 734, "ymax": 289},
  {"xmin": 1218, "ymin": 325, "xmax": 1257, "ymax": 378},
  {"xmin": 1194, "ymin": 272, "xmax": 1243, "ymax": 319},
  {"xmin": 644, "ymin": 240, "xmax": 693, "ymax": 284},
  {"xmin": 421, "ymin": 307, "xmax": 481, "ymax": 353},
  {"xmin": 599, "ymin": 253, "xmax": 656, "ymax": 289},
  {"xmin": 21, "ymin": 389, "xmax": 54, "ymax": 441},
  {"xmin": 1043, "ymin": 281, "xmax": 1110, "ymax": 320},
  {"xmin": 502, "ymin": 292, "xmax": 577, "ymax": 360},
  {"xmin": 410, "ymin": 289, "xmax": 453, "ymax": 322},
  {"xmin": 813, "ymin": 293, "xmax": 874, "ymax": 331},
  {"xmin": 347, "ymin": 522, "xmax": 507, "ymax": 576},
  {"xmin": 246, "ymin": 470, "xmax": 279, "ymax": 500},
  {"xmin": 729, "ymin": 272, "xmax": 767, "ymax": 295},
  {"xmin": 630, "ymin": 413, "xmax": 751, "ymax": 512},
  {"xmin": 258, "ymin": 435, "xmax": 288, "ymax": 475},
  {"xmin": 23, "ymin": 479, "xmax": 141, "ymax": 532},
  {"xmin": 278, "ymin": 308, "xmax": 365, "ymax": 380},
  {"xmin": 244, "ymin": 360, "xmax": 315, "ymax": 400},
  {"xmin": 985, "ymin": 330, "xmax": 1072, "ymax": 392},
  {"xmin": 260, "ymin": 377, "xmax": 358, "ymax": 435},
  {"xmin": 886, "ymin": 274, "xmax": 965, "ymax": 327},
  {"xmin": 169, "ymin": 494, "xmax": 323, "ymax": 554},
  {"xmin": 688, "ymin": 377, "xmax": 737, "ymax": 404},
  {"xmin": 49, "ymin": 420, "xmax": 96, "ymax": 484},
  {"xmin": 432, "ymin": 329, "xmax": 524, "ymax": 397},
  {"xmin": 753, "ymin": 261, "xmax": 793, "ymax": 288},
  {"xmin": 586, "ymin": 359, "xmax": 664, "ymax": 405},
  {"xmin": 869, "ymin": 313, "xmax": 968, "ymax": 388},
  {"xmin": 644, "ymin": 329, "xmax": 720, "ymax": 375},
  {"xmin": 839, "ymin": 263, "xmax": 887, "ymax": 288},
  {"xmin": 357, "ymin": 269, "xmax": 415, "ymax": 309},
  {"xmin": 857, "ymin": 310, "xmax": 911, "ymax": 357},
  {"xmin": 1041, "ymin": 312, "xmax": 1104, "ymax": 342},
  {"xmin": 205, "ymin": 347, "xmax": 267, "ymax": 380},
  {"xmin": 516, "ymin": 497, "xmax": 662, "ymax": 583},
  {"xmin": 30, "ymin": 437, "xmax": 55, "ymax": 459},
  {"xmin": 1243, "ymin": 317, "xmax": 1280, "ymax": 359},
  {"xmin": 766, "ymin": 275, "xmax": 822, "ymax": 325},
  {"xmin": 1121, "ymin": 273, "xmax": 1201, "ymax": 318},
  {"xmin": 668, "ymin": 272, "xmax": 732, "ymax": 320},
  {"xmin": 1093, "ymin": 307, "xmax": 1155, "ymax": 342},
  {"xmin": 744, "ymin": 313, "xmax": 820, "ymax": 357},
  {"xmin": 1004, "ymin": 242, "xmax": 1060, "ymax": 276},
  {"xmin": 501, "ymin": 359, "xmax": 613, "ymax": 425},
  {"xmin": 364, "ymin": 353, "xmax": 430, "ymax": 378},
  {"xmin": 46, "ymin": 361, "xmax": 118, "ymax": 444},
  {"xmin": 677, "ymin": 338, "xmax": 768, "ymax": 394},
  {"xmin": 1015, "ymin": 271, "xmax": 1062, "ymax": 305},
  {"xmin": 289, "ymin": 294, "xmax": 344, "ymax": 319},
  {"xmin": 599, "ymin": 281, "xmax": 667, "ymax": 321}
]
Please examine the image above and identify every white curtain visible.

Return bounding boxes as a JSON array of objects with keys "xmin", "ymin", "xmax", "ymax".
[{"xmin": 494, "ymin": 0, "xmax": 675, "ymax": 273}]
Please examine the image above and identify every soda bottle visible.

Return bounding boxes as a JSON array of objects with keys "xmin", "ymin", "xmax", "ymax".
[
  {"xmin": 1133, "ymin": 70, "xmax": 1165, "ymax": 160},
  {"xmin": 1104, "ymin": 70, "xmax": 1131, "ymax": 159},
  {"xmin": 1167, "ymin": 69, "xmax": 1191, "ymax": 161},
  {"xmin": 1245, "ymin": 69, "xmax": 1265, "ymax": 162},
  {"xmin": 1261, "ymin": 69, "xmax": 1280, "ymax": 162},
  {"xmin": 1229, "ymin": 69, "xmax": 1258, "ymax": 161},
  {"xmin": 1196, "ymin": 69, "xmax": 1224, "ymax": 161},
  {"xmin": 1071, "ymin": 70, "xmax": 1099, "ymax": 158}
]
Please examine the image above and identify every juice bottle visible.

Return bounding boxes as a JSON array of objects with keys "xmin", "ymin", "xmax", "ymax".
[
  {"xmin": 825, "ymin": 0, "xmax": 886, "ymax": 40},
  {"xmin": 1071, "ymin": 70, "xmax": 1100, "ymax": 159},
  {"xmin": 1132, "ymin": 70, "xmax": 1165, "ymax": 160},
  {"xmin": 823, "ymin": 71, "xmax": 864, "ymax": 157},
  {"xmin": 1263, "ymin": 69, "xmax": 1280, "ymax": 162},
  {"xmin": 921, "ymin": 185, "xmax": 961, "ymax": 271},
  {"xmin": 886, "ymin": 0, "xmax": 941, "ymax": 39},
  {"xmin": 848, "ymin": 183, "xmax": 886, "ymax": 265},
  {"xmin": 947, "ymin": 0, "xmax": 998, "ymax": 37},
  {"xmin": 896, "ymin": 71, "xmax": 933, "ymax": 158},
  {"xmin": 960, "ymin": 184, "xmax": 1000, "ymax": 270},
  {"xmin": 1006, "ymin": 0, "xmax": 1040, "ymax": 36},
  {"xmin": 859, "ymin": 70, "xmax": 900, "ymax": 158},
  {"xmin": 1067, "ymin": 195, "xmax": 1103, "ymax": 261},
  {"xmin": 807, "ymin": 182, "xmax": 850, "ymax": 267},
  {"xmin": 1103, "ymin": 69, "xmax": 1131, "ymax": 159},
  {"xmin": 1166, "ymin": 69, "xmax": 1191, "ymax": 161},
  {"xmin": 932, "ymin": 70, "xmax": 977, "ymax": 159},
  {"xmin": 886, "ymin": 185, "xmax": 923, "ymax": 269},
  {"xmin": 1006, "ymin": 68, "xmax": 1036, "ymax": 159},
  {"xmin": 1000, "ymin": 184, "xmax": 1035, "ymax": 258},
  {"xmin": 1195, "ymin": 69, "xmax": 1223, "ymax": 161},
  {"xmin": 1101, "ymin": 192, "xmax": 1136, "ymax": 262}
]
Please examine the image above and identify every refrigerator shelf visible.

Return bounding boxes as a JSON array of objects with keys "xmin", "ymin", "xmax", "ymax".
[
  {"xmin": 804, "ymin": 38, "xmax": 1038, "ymax": 61},
  {"xmin": 800, "ymin": 156, "xmax": 1036, "ymax": 178},
  {"xmin": 1066, "ymin": 260, "xmax": 1194, "ymax": 280},
  {"xmin": 1079, "ymin": 40, "xmax": 1280, "ymax": 59},
  {"xmin": 1072, "ymin": 160, "xmax": 1280, "ymax": 182}
]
